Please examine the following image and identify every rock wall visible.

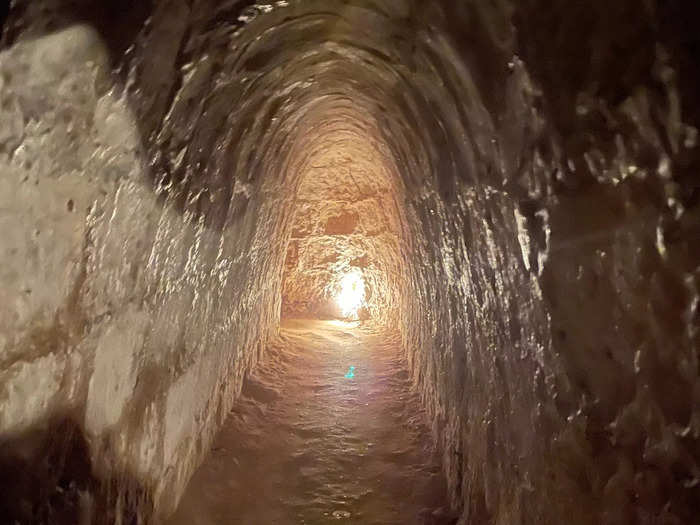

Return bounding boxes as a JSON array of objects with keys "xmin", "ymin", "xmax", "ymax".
[
  {"xmin": 398, "ymin": 2, "xmax": 700, "ymax": 524},
  {"xmin": 0, "ymin": 24, "xmax": 292, "ymax": 523}
]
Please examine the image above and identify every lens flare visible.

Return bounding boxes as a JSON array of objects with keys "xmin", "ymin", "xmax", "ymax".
[{"xmin": 336, "ymin": 270, "xmax": 365, "ymax": 319}]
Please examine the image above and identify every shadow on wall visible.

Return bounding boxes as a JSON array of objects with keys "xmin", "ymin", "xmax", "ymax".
[
  {"xmin": 0, "ymin": 3, "xmax": 9, "ymax": 38},
  {"xmin": 0, "ymin": 415, "xmax": 153, "ymax": 525}
]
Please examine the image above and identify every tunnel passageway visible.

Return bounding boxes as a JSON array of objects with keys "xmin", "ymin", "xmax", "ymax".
[
  {"xmin": 165, "ymin": 114, "xmax": 444, "ymax": 523},
  {"xmin": 1, "ymin": 1, "xmax": 700, "ymax": 524},
  {"xmin": 167, "ymin": 320, "xmax": 451, "ymax": 524}
]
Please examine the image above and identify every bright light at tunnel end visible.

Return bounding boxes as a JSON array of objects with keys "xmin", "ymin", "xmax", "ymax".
[{"xmin": 336, "ymin": 270, "xmax": 365, "ymax": 320}]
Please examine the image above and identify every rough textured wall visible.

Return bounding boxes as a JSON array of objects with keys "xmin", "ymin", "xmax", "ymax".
[
  {"xmin": 1, "ymin": 1, "xmax": 699, "ymax": 524},
  {"xmin": 282, "ymin": 128, "xmax": 403, "ymax": 323},
  {"xmin": 0, "ymin": 23, "xmax": 292, "ymax": 523},
  {"xmin": 398, "ymin": 2, "xmax": 700, "ymax": 524}
]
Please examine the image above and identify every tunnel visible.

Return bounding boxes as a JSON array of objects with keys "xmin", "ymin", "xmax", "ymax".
[{"xmin": 0, "ymin": 1, "xmax": 699, "ymax": 524}]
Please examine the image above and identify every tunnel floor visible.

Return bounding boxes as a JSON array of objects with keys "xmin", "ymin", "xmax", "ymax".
[{"xmin": 167, "ymin": 319, "xmax": 452, "ymax": 524}]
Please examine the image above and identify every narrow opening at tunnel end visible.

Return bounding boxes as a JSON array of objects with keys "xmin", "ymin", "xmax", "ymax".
[{"xmin": 280, "ymin": 120, "xmax": 405, "ymax": 331}]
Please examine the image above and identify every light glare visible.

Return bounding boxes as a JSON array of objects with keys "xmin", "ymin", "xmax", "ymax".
[{"xmin": 336, "ymin": 270, "xmax": 365, "ymax": 319}]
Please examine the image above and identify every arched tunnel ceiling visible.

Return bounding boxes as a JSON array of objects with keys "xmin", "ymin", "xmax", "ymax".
[{"xmin": 0, "ymin": 0, "xmax": 699, "ymax": 523}]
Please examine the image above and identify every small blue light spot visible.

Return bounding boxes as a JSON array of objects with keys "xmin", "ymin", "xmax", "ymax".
[{"xmin": 344, "ymin": 366, "xmax": 356, "ymax": 379}]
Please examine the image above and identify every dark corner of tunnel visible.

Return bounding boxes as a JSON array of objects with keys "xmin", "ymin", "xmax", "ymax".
[
  {"xmin": 512, "ymin": 0, "xmax": 700, "ymax": 153},
  {"xmin": 0, "ymin": 0, "xmax": 11, "ymax": 47},
  {"xmin": 0, "ymin": 414, "xmax": 154, "ymax": 525},
  {"xmin": 0, "ymin": 2, "xmax": 6, "ymax": 31}
]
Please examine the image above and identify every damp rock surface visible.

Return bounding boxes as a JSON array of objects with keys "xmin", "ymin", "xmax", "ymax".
[{"xmin": 0, "ymin": 19, "xmax": 290, "ymax": 523}]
